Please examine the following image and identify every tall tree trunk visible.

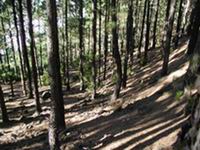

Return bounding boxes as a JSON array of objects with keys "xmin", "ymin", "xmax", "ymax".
[
  {"xmin": 33, "ymin": 1, "xmax": 41, "ymax": 86},
  {"xmin": 179, "ymin": 6, "xmax": 200, "ymax": 147},
  {"xmin": 122, "ymin": 0, "xmax": 133, "ymax": 88},
  {"xmin": 143, "ymin": 0, "xmax": 151, "ymax": 65},
  {"xmin": 92, "ymin": 0, "xmax": 97, "ymax": 99},
  {"xmin": 1, "ymin": 17, "xmax": 14, "ymax": 97},
  {"xmin": 186, "ymin": 0, "xmax": 200, "ymax": 56},
  {"xmin": 152, "ymin": 0, "xmax": 160, "ymax": 49},
  {"xmin": 69, "ymin": 32, "xmax": 73, "ymax": 64},
  {"xmin": 103, "ymin": 0, "xmax": 109, "ymax": 80},
  {"xmin": 38, "ymin": 18, "xmax": 44, "ymax": 78},
  {"xmin": 0, "ymin": 86, "xmax": 9, "ymax": 123},
  {"xmin": 11, "ymin": 0, "xmax": 26, "ymax": 95},
  {"xmin": 34, "ymin": 37, "xmax": 42, "ymax": 87},
  {"xmin": 161, "ymin": 0, "xmax": 176, "ymax": 76},
  {"xmin": 27, "ymin": 0, "xmax": 42, "ymax": 113},
  {"xmin": 34, "ymin": 16, "xmax": 42, "ymax": 86},
  {"xmin": 65, "ymin": 0, "xmax": 70, "ymax": 91},
  {"xmin": 186, "ymin": 1, "xmax": 197, "ymax": 36},
  {"xmin": 88, "ymin": 25, "xmax": 91, "ymax": 55},
  {"xmin": 79, "ymin": 0, "xmax": 85, "ymax": 91},
  {"xmin": 98, "ymin": 0, "xmax": 102, "ymax": 85},
  {"xmin": 61, "ymin": 3, "xmax": 66, "ymax": 87},
  {"xmin": 138, "ymin": 0, "xmax": 148, "ymax": 59},
  {"xmin": 46, "ymin": 0, "xmax": 66, "ymax": 149},
  {"xmin": 175, "ymin": 0, "xmax": 184, "ymax": 48},
  {"xmin": 8, "ymin": 18, "xmax": 18, "ymax": 75},
  {"xmin": 18, "ymin": 0, "xmax": 33, "ymax": 98},
  {"xmin": 8, "ymin": 21, "xmax": 16, "ymax": 97},
  {"xmin": 130, "ymin": 0, "xmax": 139, "ymax": 65},
  {"xmin": 62, "ymin": 29, "xmax": 66, "ymax": 85},
  {"xmin": 111, "ymin": 0, "xmax": 122, "ymax": 100},
  {"xmin": 181, "ymin": 0, "xmax": 190, "ymax": 34}
]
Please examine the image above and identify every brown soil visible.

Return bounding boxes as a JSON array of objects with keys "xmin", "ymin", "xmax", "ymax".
[{"xmin": 0, "ymin": 39, "xmax": 189, "ymax": 150}]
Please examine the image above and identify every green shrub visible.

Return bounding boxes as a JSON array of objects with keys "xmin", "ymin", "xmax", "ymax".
[
  {"xmin": 0, "ymin": 64, "xmax": 18, "ymax": 82},
  {"xmin": 41, "ymin": 71, "xmax": 50, "ymax": 86},
  {"xmin": 175, "ymin": 90, "xmax": 184, "ymax": 101}
]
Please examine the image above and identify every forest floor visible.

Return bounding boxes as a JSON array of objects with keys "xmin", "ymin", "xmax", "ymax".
[{"xmin": 0, "ymin": 39, "xmax": 190, "ymax": 150}]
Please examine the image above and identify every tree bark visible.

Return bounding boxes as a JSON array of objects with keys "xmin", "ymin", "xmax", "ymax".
[
  {"xmin": 0, "ymin": 86, "xmax": 9, "ymax": 123},
  {"xmin": 18, "ymin": 0, "xmax": 33, "ymax": 98},
  {"xmin": 27, "ymin": 0, "xmax": 42, "ymax": 113},
  {"xmin": 98, "ymin": 0, "xmax": 102, "ymax": 85},
  {"xmin": 92, "ymin": 0, "xmax": 97, "ymax": 99},
  {"xmin": 179, "ymin": 22, "xmax": 200, "ymax": 150},
  {"xmin": 130, "ymin": 0, "xmax": 139, "ymax": 65},
  {"xmin": 8, "ymin": 23, "xmax": 16, "ymax": 97},
  {"xmin": 111, "ymin": 0, "xmax": 122, "ymax": 100},
  {"xmin": 186, "ymin": 0, "xmax": 200, "ymax": 56},
  {"xmin": 103, "ymin": 0, "xmax": 109, "ymax": 80},
  {"xmin": 65, "ymin": 0, "xmax": 70, "ymax": 91},
  {"xmin": 186, "ymin": 1, "xmax": 197, "ymax": 36},
  {"xmin": 143, "ymin": 0, "xmax": 151, "ymax": 65},
  {"xmin": 79, "ymin": 0, "xmax": 85, "ymax": 91},
  {"xmin": 46, "ymin": 0, "xmax": 66, "ymax": 148},
  {"xmin": 8, "ymin": 17, "xmax": 18, "ymax": 75},
  {"xmin": 122, "ymin": 0, "xmax": 133, "ymax": 88},
  {"xmin": 69, "ymin": 32, "xmax": 73, "ymax": 64},
  {"xmin": 175, "ymin": 0, "xmax": 184, "ymax": 48},
  {"xmin": 152, "ymin": 0, "xmax": 160, "ymax": 49},
  {"xmin": 1, "ymin": 17, "xmax": 14, "ymax": 97},
  {"xmin": 138, "ymin": 0, "xmax": 148, "ymax": 59},
  {"xmin": 181, "ymin": 0, "xmax": 190, "ymax": 34},
  {"xmin": 161, "ymin": 0, "xmax": 176, "ymax": 76},
  {"xmin": 88, "ymin": 25, "xmax": 91, "ymax": 55},
  {"xmin": 11, "ymin": 0, "xmax": 26, "ymax": 95},
  {"xmin": 37, "ymin": 19, "xmax": 43, "ymax": 78}
]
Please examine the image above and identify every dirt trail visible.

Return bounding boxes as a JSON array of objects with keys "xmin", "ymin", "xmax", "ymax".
[{"xmin": 0, "ymin": 40, "xmax": 189, "ymax": 150}]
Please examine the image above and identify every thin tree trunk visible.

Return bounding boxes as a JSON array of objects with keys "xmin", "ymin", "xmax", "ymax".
[
  {"xmin": 18, "ymin": 0, "xmax": 33, "ymax": 98},
  {"xmin": 37, "ymin": 50, "xmax": 42, "ymax": 86},
  {"xmin": 34, "ymin": 39, "xmax": 42, "ymax": 87},
  {"xmin": 8, "ymin": 19, "xmax": 18, "ymax": 75},
  {"xmin": 1, "ymin": 17, "xmax": 14, "ymax": 97},
  {"xmin": 27, "ymin": 0, "xmax": 42, "ymax": 113},
  {"xmin": 130, "ymin": 0, "xmax": 139, "ymax": 65},
  {"xmin": 92, "ymin": 0, "xmax": 97, "ymax": 99},
  {"xmin": 103, "ymin": 0, "xmax": 109, "ymax": 80},
  {"xmin": 175, "ymin": 0, "xmax": 184, "ymax": 48},
  {"xmin": 111, "ymin": 0, "xmax": 122, "ymax": 100},
  {"xmin": 88, "ymin": 25, "xmax": 91, "ymax": 55},
  {"xmin": 0, "ymin": 86, "xmax": 9, "ymax": 123},
  {"xmin": 46, "ymin": 0, "xmax": 66, "ymax": 148},
  {"xmin": 152, "ymin": 0, "xmax": 160, "ymax": 49},
  {"xmin": 161, "ymin": 0, "xmax": 176, "ymax": 76},
  {"xmin": 38, "ymin": 18, "xmax": 44, "ymax": 78},
  {"xmin": 181, "ymin": 0, "xmax": 190, "ymax": 34},
  {"xmin": 122, "ymin": 0, "xmax": 133, "ymax": 88},
  {"xmin": 65, "ymin": 0, "xmax": 70, "ymax": 91},
  {"xmin": 98, "ymin": 0, "xmax": 102, "ymax": 86},
  {"xmin": 69, "ymin": 32, "xmax": 73, "ymax": 64},
  {"xmin": 138, "ymin": 0, "xmax": 148, "ymax": 59},
  {"xmin": 143, "ymin": 0, "xmax": 151, "ymax": 65},
  {"xmin": 8, "ymin": 23, "xmax": 16, "ymax": 97},
  {"xmin": 79, "ymin": 0, "xmax": 85, "ymax": 91},
  {"xmin": 61, "ymin": 3, "xmax": 66, "ymax": 87},
  {"xmin": 186, "ymin": 0, "xmax": 200, "ymax": 56},
  {"xmin": 11, "ymin": 0, "xmax": 26, "ymax": 95},
  {"xmin": 186, "ymin": 1, "xmax": 197, "ymax": 36}
]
